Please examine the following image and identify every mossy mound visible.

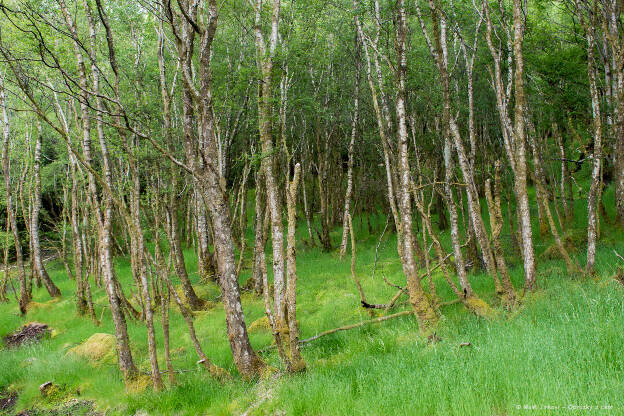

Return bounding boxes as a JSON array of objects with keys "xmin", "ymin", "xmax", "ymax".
[
  {"xmin": 174, "ymin": 284, "xmax": 220, "ymax": 308},
  {"xmin": 541, "ymin": 228, "xmax": 586, "ymax": 260},
  {"xmin": 26, "ymin": 297, "xmax": 61, "ymax": 312},
  {"xmin": 248, "ymin": 316, "xmax": 271, "ymax": 333},
  {"xmin": 465, "ymin": 296, "xmax": 498, "ymax": 319},
  {"xmin": 15, "ymin": 399, "xmax": 98, "ymax": 416},
  {"xmin": 126, "ymin": 375, "xmax": 152, "ymax": 395},
  {"xmin": 67, "ymin": 333, "xmax": 116, "ymax": 364}
]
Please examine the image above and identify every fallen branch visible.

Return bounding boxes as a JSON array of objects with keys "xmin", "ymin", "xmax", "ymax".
[
  {"xmin": 258, "ymin": 310, "xmax": 414, "ymax": 353},
  {"xmin": 299, "ymin": 310, "xmax": 413, "ymax": 344},
  {"xmin": 361, "ymin": 300, "xmax": 387, "ymax": 309}
]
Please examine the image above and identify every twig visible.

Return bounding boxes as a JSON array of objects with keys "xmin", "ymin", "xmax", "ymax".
[
  {"xmin": 371, "ymin": 217, "xmax": 389, "ymax": 281},
  {"xmin": 439, "ymin": 298, "xmax": 461, "ymax": 307},
  {"xmin": 381, "ymin": 273, "xmax": 402, "ymax": 290},
  {"xmin": 615, "ymin": 250, "xmax": 624, "ymax": 263},
  {"xmin": 384, "ymin": 251, "xmax": 454, "ymax": 311}
]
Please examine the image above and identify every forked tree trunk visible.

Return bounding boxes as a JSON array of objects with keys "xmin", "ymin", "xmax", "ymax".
[
  {"xmin": 417, "ymin": 0, "xmax": 501, "ymax": 292},
  {"xmin": 169, "ymin": 0, "xmax": 265, "ymax": 378}
]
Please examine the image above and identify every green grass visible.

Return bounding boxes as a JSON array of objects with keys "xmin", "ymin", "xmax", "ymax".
[{"xmin": 1, "ymin": 186, "xmax": 624, "ymax": 415}]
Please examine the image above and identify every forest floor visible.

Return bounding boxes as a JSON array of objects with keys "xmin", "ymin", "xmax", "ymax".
[{"xmin": 1, "ymin": 187, "xmax": 624, "ymax": 415}]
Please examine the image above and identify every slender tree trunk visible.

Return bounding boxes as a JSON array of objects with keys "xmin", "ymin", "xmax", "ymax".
[
  {"xmin": 484, "ymin": 164, "xmax": 517, "ymax": 305},
  {"xmin": 0, "ymin": 69, "xmax": 29, "ymax": 314},
  {"xmin": 554, "ymin": 122, "xmax": 574, "ymax": 225},
  {"xmin": 236, "ymin": 158, "xmax": 251, "ymax": 278},
  {"xmin": 59, "ymin": 0, "xmax": 137, "ymax": 382},
  {"xmin": 251, "ymin": 171, "xmax": 267, "ymax": 294},
  {"xmin": 301, "ymin": 165, "xmax": 315, "ymax": 244},
  {"xmin": 395, "ymin": 0, "xmax": 438, "ymax": 331},
  {"xmin": 168, "ymin": 196, "xmax": 204, "ymax": 310},
  {"xmin": 286, "ymin": 163, "xmax": 305, "ymax": 371},
  {"xmin": 512, "ymin": 0, "xmax": 537, "ymax": 290},
  {"xmin": 32, "ymin": 121, "xmax": 61, "ymax": 297},
  {"xmin": 354, "ymin": 0, "xmax": 403, "ymax": 258},
  {"xmin": 127, "ymin": 157, "xmax": 163, "ymax": 389},
  {"xmin": 254, "ymin": 0, "xmax": 288, "ymax": 331},
  {"xmin": 577, "ymin": 0, "xmax": 603, "ymax": 274},
  {"xmin": 340, "ymin": 34, "xmax": 361, "ymax": 259}
]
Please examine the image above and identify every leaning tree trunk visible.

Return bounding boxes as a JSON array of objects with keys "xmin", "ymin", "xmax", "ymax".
[
  {"xmin": 59, "ymin": 0, "xmax": 138, "ymax": 382},
  {"xmin": 417, "ymin": 0, "xmax": 503, "ymax": 295}
]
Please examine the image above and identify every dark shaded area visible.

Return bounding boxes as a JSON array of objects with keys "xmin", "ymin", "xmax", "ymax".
[
  {"xmin": 14, "ymin": 400, "xmax": 98, "ymax": 416},
  {"xmin": 0, "ymin": 390, "xmax": 18, "ymax": 414},
  {"xmin": 2, "ymin": 323, "xmax": 49, "ymax": 349}
]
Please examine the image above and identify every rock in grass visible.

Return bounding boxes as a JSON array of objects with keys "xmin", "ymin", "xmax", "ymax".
[
  {"xmin": 2, "ymin": 322, "xmax": 50, "ymax": 348},
  {"xmin": 39, "ymin": 381, "xmax": 54, "ymax": 397},
  {"xmin": 67, "ymin": 333, "xmax": 116, "ymax": 364}
]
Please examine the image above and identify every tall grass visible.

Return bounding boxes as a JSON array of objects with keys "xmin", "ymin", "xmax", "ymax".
[{"xmin": 0, "ymin": 185, "xmax": 623, "ymax": 415}]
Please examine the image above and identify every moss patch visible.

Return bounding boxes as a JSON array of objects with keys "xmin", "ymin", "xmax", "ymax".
[
  {"xmin": 66, "ymin": 333, "xmax": 116, "ymax": 365},
  {"xmin": 248, "ymin": 316, "xmax": 271, "ymax": 333}
]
